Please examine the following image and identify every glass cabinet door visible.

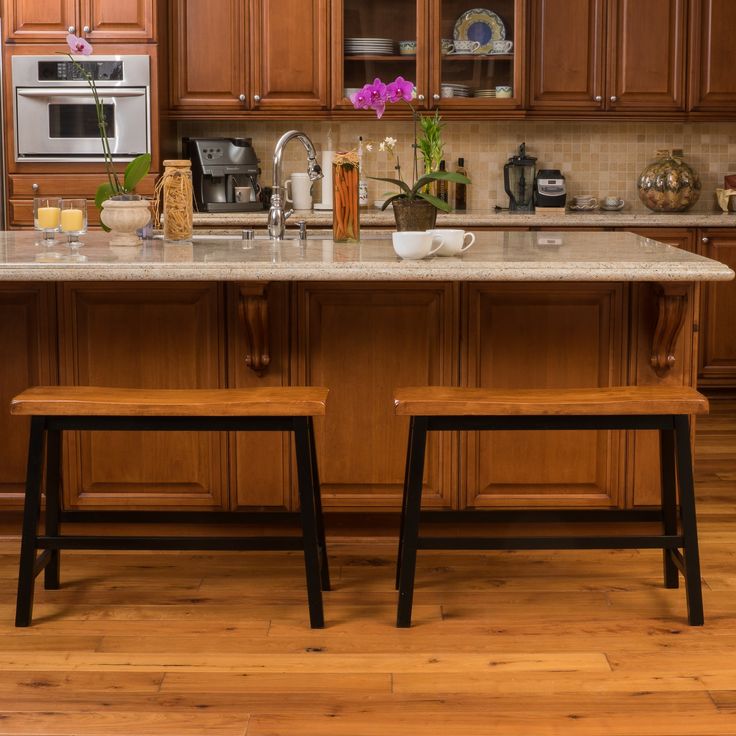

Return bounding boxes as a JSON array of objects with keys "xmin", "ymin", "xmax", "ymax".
[
  {"xmin": 333, "ymin": 0, "xmax": 429, "ymax": 110},
  {"xmin": 432, "ymin": 0, "xmax": 522, "ymax": 108}
]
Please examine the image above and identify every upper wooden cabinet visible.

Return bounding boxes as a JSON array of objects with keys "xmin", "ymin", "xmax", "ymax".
[
  {"xmin": 170, "ymin": 0, "xmax": 329, "ymax": 113},
  {"xmin": 689, "ymin": 0, "xmax": 736, "ymax": 112},
  {"xmin": 4, "ymin": 0, "xmax": 155, "ymax": 42},
  {"xmin": 529, "ymin": 0, "xmax": 686, "ymax": 112}
]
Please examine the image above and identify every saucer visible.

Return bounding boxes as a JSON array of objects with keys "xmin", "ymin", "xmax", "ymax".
[
  {"xmin": 568, "ymin": 202, "xmax": 598, "ymax": 211},
  {"xmin": 600, "ymin": 202, "xmax": 625, "ymax": 211}
]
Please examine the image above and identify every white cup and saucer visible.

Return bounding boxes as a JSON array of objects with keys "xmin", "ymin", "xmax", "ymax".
[
  {"xmin": 569, "ymin": 195, "xmax": 598, "ymax": 211},
  {"xmin": 600, "ymin": 195, "xmax": 626, "ymax": 211},
  {"xmin": 392, "ymin": 231, "xmax": 443, "ymax": 260},
  {"xmin": 426, "ymin": 228, "xmax": 476, "ymax": 256}
]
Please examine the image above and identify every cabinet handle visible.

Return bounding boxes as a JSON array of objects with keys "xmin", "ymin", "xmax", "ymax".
[
  {"xmin": 238, "ymin": 94, "xmax": 246, "ymax": 102},
  {"xmin": 67, "ymin": 25, "xmax": 75, "ymax": 33},
  {"xmin": 32, "ymin": 183, "xmax": 39, "ymax": 192},
  {"xmin": 82, "ymin": 25, "xmax": 90, "ymax": 33},
  {"xmin": 702, "ymin": 237, "xmax": 709, "ymax": 243},
  {"xmin": 594, "ymin": 95, "xmax": 602, "ymax": 102},
  {"xmin": 417, "ymin": 93, "xmax": 425, "ymax": 101},
  {"xmin": 253, "ymin": 94, "xmax": 261, "ymax": 103},
  {"xmin": 433, "ymin": 93, "xmax": 440, "ymax": 101},
  {"xmin": 610, "ymin": 95, "xmax": 617, "ymax": 103}
]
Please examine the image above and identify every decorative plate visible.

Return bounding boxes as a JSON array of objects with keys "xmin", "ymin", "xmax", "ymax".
[{"xmin": 453, "ymin": 8, "xmax": 506, "ymax": 54}]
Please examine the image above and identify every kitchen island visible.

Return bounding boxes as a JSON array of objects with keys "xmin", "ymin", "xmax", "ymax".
[{"xmin": 0, "ymin": 230, "xmax": 732, "ymax": 519}]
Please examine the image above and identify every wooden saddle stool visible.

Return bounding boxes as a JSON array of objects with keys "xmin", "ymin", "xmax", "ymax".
[
  {"xmin": 11, "ymin": 386, "xmax": 330, "ymax": 628},
  {"xmin": 393, "ymin": 385, "xmax": 708, "ymax": 628}
]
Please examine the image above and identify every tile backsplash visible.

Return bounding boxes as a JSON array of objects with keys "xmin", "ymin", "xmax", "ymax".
[{"xmin": 178, "ymin": 120, "xmax": 736, "ymax": 212}]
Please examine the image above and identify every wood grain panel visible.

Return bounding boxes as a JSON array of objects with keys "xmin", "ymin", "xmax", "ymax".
[
  {"xmin": 82, "ymin": 0, "xmax": 155, "ymax": 42},
  {"xmin": 0, "ymin": 285, "xmax": 57, "ymax": 507},
  {"xmin": 58, "ymin": 283, "xmax": 227, "ymax": 509},
  {"xmin": 628, "ymin": 228, "xmax": 695, "ymax": 253},
  {"xmin": 463, "ymin": 283, "xmax": 626, "ymax": 507},
  {"xmin": 529, "ymin": 0, "xmax": 605, "ymax": 110},
  {"xmin": 250, "ymin": 0, "xmax": 328, "ymax": 109},
  {"xmin": 297, "ymin": 283, "xmax": 458, "ymax": 510},
  {"xmin": 3, "ymin": 0, "xmax": 76, "ymax": 41},
  {"xmin": 607, "ymin": 0, "xmax": 686, "ymax": 111},
  {"xmin": 227, "ymin": 283, "xmax": 293, "ymax": 510}
]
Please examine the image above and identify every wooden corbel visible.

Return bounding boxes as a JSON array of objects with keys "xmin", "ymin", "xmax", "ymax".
[
  {"xmin": 239, "ymin": 284, "xmax": 270, "ymax": 374},
  {"xmin": 650, "ymin": 283, "xmax": 689, "ymax": 376}
]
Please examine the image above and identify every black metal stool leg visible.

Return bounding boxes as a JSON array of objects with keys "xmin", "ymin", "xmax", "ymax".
[
  {"xmin": 16, "ymin": 416, "xmax": 46, "ymax": 627},
  {"xmin": 294, "ymin": 418, "xmax": 325, "ymax": 628},
  {"xmin": 44, "ymin": 428, "xmax": 62, "ymax": 590},
  {"xmin": 674, "ymin": 415, "xmax": 704, "ymax": 626},
  {"xmin": 396, "ymin": 419, "xmax": 415, "ymax": 590},
  {"xmin": 308, "ymin": 417, "xmax": 330, "ymax": 591},
  {"xmin": 396, "ymin": 417, "xmax": 428, "ymax": 628},
  {"xmin": 659, "ymin": 428, "xmax": 679, "ymax": 589}
]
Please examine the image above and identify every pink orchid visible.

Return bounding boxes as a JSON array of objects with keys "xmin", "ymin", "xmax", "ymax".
[
  {"xmin": 365, "ymin": 78, "xmax": 388, "ymax": 118},
  {"xmin": 386, "ymin": 76, "xmax": 415, "ymax": 104},
  {"xmin": 350, "ymin": 86, "xmax": 372, "ymax": 110},
  {"xmin": 66, "ymin": 33, "xmax": 93, "ymax": 55}
]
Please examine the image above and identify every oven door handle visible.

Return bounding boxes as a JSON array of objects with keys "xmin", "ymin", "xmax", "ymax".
[{"xmin": 17, "ymin": 88, "xmax": 146, "ymax": 98}]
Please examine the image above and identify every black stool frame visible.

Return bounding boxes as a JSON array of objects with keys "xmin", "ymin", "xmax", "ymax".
[
  {"xmin": 16, "ymin": 414, "xmax": 330, "ymax": 629},
  {"xmin": 396, "ymin": 413, "xmax": 703, "ymax": 628}
]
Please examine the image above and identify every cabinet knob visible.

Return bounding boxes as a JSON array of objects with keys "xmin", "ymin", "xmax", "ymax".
[
  {"xmin": 433, "ymin": 93, "xmax": 440, "ymax": 101},
  {"xmin": 253, "ymin": 94, "xmax": 261, "ymax": 103},
  {"xmin": 610, "ymin": 95, "xmax": 618, "ymax": 103},
  {"xmin": 417, "ymin": 93, "xmax": 425, "ymax": 101},
  {"xmin": 82, "ymin": 25, "xmax": 90, "ymax": 33},
  {"xmin": 32, "ymin": 183, "xmax": 39, "ymax": 192},
  {"xmin": 702, "ymin": 236, "xmax": 710, "ymax": 243},
  {"xmin": 238, "ymin": 94, "xmax": 246, "ymax": 102},
  {"xmin": 594, "ymin": 95, "xmax": 602, "ymax": 102},
  {"xmin": 67, "ymin": 25, "xmax": 75, "ymax": 33}
]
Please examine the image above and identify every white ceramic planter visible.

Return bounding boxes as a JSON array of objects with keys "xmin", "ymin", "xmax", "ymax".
[{"xmin": 100, "ymin": 198, "xmax": 152, "ymax": 246}]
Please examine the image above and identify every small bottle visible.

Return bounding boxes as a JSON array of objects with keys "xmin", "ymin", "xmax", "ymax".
[
  {"xmin": 454, "ymin": 157, "xmax": 467, "ymax": 211},
  {"xmin": 437, "ymin": 160, "xmax": 449, "ymax": 203}
]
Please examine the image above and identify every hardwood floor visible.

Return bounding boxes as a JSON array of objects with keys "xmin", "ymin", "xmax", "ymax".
[{"xmin": 0, "ymin": 400, "xmax": 734, "ymax": 735}]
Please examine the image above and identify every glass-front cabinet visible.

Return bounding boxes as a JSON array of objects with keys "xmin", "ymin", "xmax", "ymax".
[{"xmin": 331, "ymin": 0, "xmax": 524, "ymax": 112}]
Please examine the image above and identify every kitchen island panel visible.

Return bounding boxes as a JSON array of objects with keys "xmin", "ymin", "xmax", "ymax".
[
  {"xmin": 464, "ymin": 283, "xmax": 627, "ymax": 507},
  {"xmin": 58, "ymin": 283, "xmax": 228, "ymax": 509}
]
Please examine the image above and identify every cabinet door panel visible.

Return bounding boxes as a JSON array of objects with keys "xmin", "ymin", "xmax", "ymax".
[
  {"xmin": 82, "ymin": 0, "xmax": 155, "ymax": 42},
  {"xmin": 250, "ymin": 0, "xmax": 328, "ymax": 109},
  {"xmin": 170, "ymin": 0, "xmax": 245, "ymax": 110},
  {"xmin": 628, "ymin": 228, "xmax": 694, "ymax": 253},
  {"xmin": 529, "ymin": 0, "xmax": 605, "ymax": 109},
  {"xmin": 59, "ymin": 283, "xmax": 227, "ymax": 509},
  {"xmin": 689, "ymin": 0, "xmax": 736, "ymax": 111},
  {"xmin": 608, "ymin": 0, "xmax": 685, "ymax": 111},
  {"xmin": 228, "ymin": 283, "xmax": 292, "ymax": 510},
  {"xmin": 0, "ymin": 285, "xmax": 56, "ymax": 507},
  {"xmin": 464, "ymin": 284, "xmax": 625, "ymax": 507},
  {"xmin": 4, "ymin": 0, "xmax": 76, "ymax": 41},
  {"xmin": 297, "ymin": 283, "xmax": 457, "ymax": 510},
  {"xmin": 698, "ymin": 233, "xmax": 736, "ymax": 386}
]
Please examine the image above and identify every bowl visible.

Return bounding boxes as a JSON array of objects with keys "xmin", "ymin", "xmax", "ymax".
[{"xmin": 398, "ymin": 40, "xmax": 417, "ymax": 55}]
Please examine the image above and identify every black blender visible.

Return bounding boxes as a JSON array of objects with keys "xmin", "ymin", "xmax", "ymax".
[{"xmin": 503, "ymin": 143, "xmax": 537, "ymax": 213}]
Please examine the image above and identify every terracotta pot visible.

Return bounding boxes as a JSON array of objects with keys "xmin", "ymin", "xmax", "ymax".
[
  {"xmin": 100, "ymin": 198, "xmax": 152, "ymax": 246},
  {"xmin": 392, "ymin": 199, "xmax": 438, "ymax": 231}
]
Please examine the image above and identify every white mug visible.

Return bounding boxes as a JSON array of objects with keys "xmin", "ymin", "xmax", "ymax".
[
  {"xmin": 235, "ymin": 186, "xmax": 254, "ymax": 203},
  {"xmin": 573, "ymin": 195, "xmax": 598, "ymax": 207},
  {"xmin": 285, "ymin": 172, "xmax": 312, "ymax": 210},
  {"xmin": 491, "ymin": 39, "xmax": 513, "ymax": 54},
  {"xmin": 392, "ymin": 231, "xmax": 443, "ymax": 260},
  {"xmin": 452, "ymin": 40, "xmax": 481, "ymax": 54},
  {"xmin": 426, "ymin": 228, "xmax": 476, "ymax": 256}
]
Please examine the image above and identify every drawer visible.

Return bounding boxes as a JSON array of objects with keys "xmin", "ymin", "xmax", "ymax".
[
  {"xmin": 9, "ymin": 199, "xmax": 102, "ymax": 228},
  {"xmin": 9, "ymin": 174, "xmax": 157, "ymax": 198}
]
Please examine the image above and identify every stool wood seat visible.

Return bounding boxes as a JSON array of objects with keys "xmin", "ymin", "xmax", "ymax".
[
  {"xmin": 13, "ymin": 385, "xmax": 330, "ymax": 629},
  {"xmin": 394, "ymin": 385, "xmax": 707, "ymax": 628}
]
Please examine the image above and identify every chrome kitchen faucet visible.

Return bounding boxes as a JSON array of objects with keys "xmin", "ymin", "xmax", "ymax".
[{"xmin": 268, "ymin": 131, "xmax": 322, "ymax": 240}]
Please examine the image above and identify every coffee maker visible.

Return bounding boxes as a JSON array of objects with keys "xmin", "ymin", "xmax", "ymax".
[
  {"xmin": 503, "ymin": 143, "xmax": 537, "ymax": 212},
  {"xmin": 183, "ymin": 137, "xmax": 262, "ymax": 212},
  {"xmin": 535, "ymin": 169, "xmax": 567, "ymax": 208}
]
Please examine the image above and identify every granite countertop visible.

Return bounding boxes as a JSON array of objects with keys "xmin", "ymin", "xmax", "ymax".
[
  {"xmin": 193, "ymin": 207, "xmax": 736, "ymax": 230},
  {"xmin": 0, "ymin": 231, "xmax": 733, "ymax": 282}
]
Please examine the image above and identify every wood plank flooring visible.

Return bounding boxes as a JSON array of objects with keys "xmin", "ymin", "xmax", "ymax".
[{"xmin": 0, "ymin": 400, "xmax": 734, "ymax": 734}]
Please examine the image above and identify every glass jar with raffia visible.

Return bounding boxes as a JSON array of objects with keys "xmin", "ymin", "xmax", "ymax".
[{"xmin": 332, "ymin": 152, "xmax": 360, "ymax": 242}]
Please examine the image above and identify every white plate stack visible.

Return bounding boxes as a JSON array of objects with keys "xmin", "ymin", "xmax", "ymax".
[
  {"xmin": 474, "ymin": 89, "xmax": 497, "ymax": 98},
  {"xmin": 344, "ymin": 38, "xmax": 395, "ymax": 55},
  {"xmin": 440, "ymin": 82, "xmax": 471, "ymax": 97}
]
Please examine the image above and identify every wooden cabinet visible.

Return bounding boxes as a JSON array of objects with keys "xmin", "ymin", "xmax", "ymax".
[
  {"xmin": 529, "ymin": 0, "xmax": 686, "ymax": 112},
  {"xmin": 463, "ymin": 283, "xmax": 627, "ymax": 507},
  {"xmin": 58, "ymin": 283, "xmax": 228, "ymax": 509},
  {"xmin": 689, "ymin": 0, "xmax": 736, "ymax": 112},
  {"xmin": 0, "ymin": 285, "xmax": 56, "ymax": 508},
  {"xmin": 4, "ymin": 0, "xmax": 155, "ymax": 42},
  {"xmin": 170, "ymin": 0, "xmax": 328, "ymax": 113},
  {"xmin": 296, "ymin": 283, "xmax": 458, "ymax": 510},
  {"xmin": 628, "ymin": 228, "xmax": 695, "ymax": 252},
  {"xmin": 697, "ymin": 231, "xmax": 736, "ymax": 387}
]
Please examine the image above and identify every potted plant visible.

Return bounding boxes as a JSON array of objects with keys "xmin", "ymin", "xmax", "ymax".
[
  {"xmin": 351, "ymin": 77, "xmax": 470, "ymax": 231},
  {"xmin": 66, "ymin": 34, "xmax": 152, "ymax": 242}
]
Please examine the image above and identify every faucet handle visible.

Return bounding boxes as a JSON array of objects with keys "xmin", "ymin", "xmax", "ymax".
[
  {"xmin": 297, "ymin": 220, "xmax": 308, "ymax": 240},
  {"xmin": 284, "ymin": 208, "xmax": 295, "ymax": 221}
]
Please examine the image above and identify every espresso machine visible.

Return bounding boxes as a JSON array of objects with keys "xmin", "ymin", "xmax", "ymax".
[
  {"xmin": 183, "ymin": 137, "xmax": 263, "ymax": 212},
  {"xmin": 503, "ymin": 143, "xmax": 537, "ymax": 212}
]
